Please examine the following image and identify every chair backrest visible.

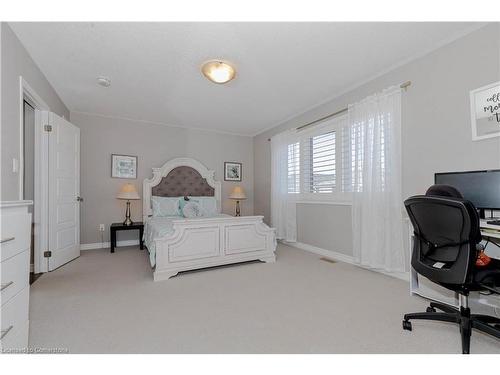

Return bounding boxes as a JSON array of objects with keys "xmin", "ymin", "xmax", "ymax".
[{"xmin": 404, "ymin": 194, "xmax": 479, "ymax": 286}]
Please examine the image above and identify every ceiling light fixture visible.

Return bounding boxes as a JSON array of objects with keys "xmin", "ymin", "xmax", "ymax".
[
  {"xmin": 201, "ymin": 60, "xmax": 236, "ymax": 84},
  {"xmin": 97, "ymin": 76, "xmax": 111, "ymax": 87}
]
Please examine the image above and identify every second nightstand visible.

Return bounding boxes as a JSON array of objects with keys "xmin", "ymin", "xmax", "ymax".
[{"xmin": 110, "ymin": 222, "xmax": 144, "ymax": 253}]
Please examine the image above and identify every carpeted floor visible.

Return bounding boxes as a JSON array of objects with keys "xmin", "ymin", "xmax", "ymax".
[{"xmin": 28, "ymin": 244, "xmax": 500, "ymax": 353}]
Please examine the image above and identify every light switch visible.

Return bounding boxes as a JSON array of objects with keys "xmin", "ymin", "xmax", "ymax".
[{"xmin": 12, "ymin": 158, "xmax": 19, "ymax": 173}]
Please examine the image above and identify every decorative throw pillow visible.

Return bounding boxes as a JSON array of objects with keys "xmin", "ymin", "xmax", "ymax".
[
  {"xmin": 178, "ymin": 197, "xmax": 198, "ymax": 213},
  {"xmin": 181, "ymin": 201, "xmax": 203, "ymax": 218},
  {"xmin": 151, "ymin": 196, "xmax": 182, "ymax": 217},
  {"xmin": 190, "ymin": 196, "xmax": 218, "ymax": 217}
]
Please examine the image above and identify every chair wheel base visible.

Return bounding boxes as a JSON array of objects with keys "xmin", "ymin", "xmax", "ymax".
[
  {"xmin": 402, "ymin": 320, "xmax": 412, "ymax": 331},
  {"xmin": 403, "ymin": 306, "xmax": 500, "ymax": 353}
]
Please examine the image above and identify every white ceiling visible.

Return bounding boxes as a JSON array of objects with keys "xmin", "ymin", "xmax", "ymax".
[{"xmin": 10, "ymin": 22, "xmax": 484, "ymax": 136}]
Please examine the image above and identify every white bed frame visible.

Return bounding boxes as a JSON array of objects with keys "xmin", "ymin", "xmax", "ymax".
[{"xmin": 143, "ymin": 157, "xmax": 277, "ymax": 281}]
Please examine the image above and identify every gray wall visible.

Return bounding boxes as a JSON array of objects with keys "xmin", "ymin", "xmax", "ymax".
[
  {"xmin": 1, "ymin": 23, "xmax": 69, "ymax": 201},
  {"xmin": 297, "ymin": 203, "xmax": 353, "ymax": 255},
  {"xmin": 254, "ymin": 23, "xmax": 500, "ymax": 256},
  {"xmin": 71, "ymin": 112, "xmax": 254, "ymax": 245}
]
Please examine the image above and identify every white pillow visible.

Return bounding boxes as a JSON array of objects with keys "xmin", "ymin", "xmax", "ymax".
[
  {"xmin": 151, "ymin": 196, "xmax": 181, "ymax": 217},
  {"xmin": 190, "ymin": 196, "xmax": 218, "ymax": 217},
  {"xmin": 181, "ymin": 201, "xmax": 203, "ymax": 218}
]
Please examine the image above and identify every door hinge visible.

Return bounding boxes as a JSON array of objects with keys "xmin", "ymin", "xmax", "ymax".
[
  {"xmin": 44, "ymin": 124, "xmax": 52, "ymax": 132},
  {"xmin": 44, "ymin": 251, "xmax": 52, "ymax": 258}
]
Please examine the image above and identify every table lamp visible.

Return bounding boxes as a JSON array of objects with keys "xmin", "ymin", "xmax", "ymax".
[
  {"xmin": 229, "ymin": 186, "xmax": 247, "ymax": 217},
  {"xmin": 117, "ymin": 183, "xmax": 140, "ymax": 225}
]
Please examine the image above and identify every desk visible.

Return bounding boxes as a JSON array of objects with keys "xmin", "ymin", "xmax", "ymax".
[
  {"xmin": 408, "ymin": 218, "xmax": 500, "ymax": 309},
  {"xmin": 480, "ymin": 219, "xmax": 500, "ymax": 240}
]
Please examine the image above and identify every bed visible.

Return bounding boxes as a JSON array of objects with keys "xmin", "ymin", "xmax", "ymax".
[{"xmin": 143, "ymin": 157, "xmax": 277, "ymax": 281}]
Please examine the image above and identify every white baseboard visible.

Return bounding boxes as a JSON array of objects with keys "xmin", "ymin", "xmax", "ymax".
[
  {"xmin": 287, "ymin": 241, "xmax": 409, "ymax": 282},
  {"xmin": 289, "ymin": 241, "xmax": 355, "ymax": 264},
  {"xmin": 80, "ymin": 240, "xmax": 140, "ymax": 251}
]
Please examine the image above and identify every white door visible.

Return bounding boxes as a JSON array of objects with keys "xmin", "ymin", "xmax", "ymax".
[{"xmin": 47, "ymin": 112, "xmax": 80, "ymax": 271}]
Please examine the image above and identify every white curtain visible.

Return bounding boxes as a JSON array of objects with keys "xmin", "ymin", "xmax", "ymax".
[
  {"xmin": 347, "ymin": 86, "xmax": 405, "ymax": 272},
  {"xmin": 270, "ymin": 130, "xmax": 297, "ymax": 242}
]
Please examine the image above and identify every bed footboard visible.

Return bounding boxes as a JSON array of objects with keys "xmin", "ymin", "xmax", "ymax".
[{"xmin": 153, "ymin": 216, "xmax": 276, "ymax": 281}]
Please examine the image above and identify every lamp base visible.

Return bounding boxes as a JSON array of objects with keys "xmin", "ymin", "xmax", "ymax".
[
  {"xmin": 123, "ymin": 200, "xmax": 133, "ymax": 225},
  {"xmin": 123, "ymin": 217, "xmax": 134, "ymax": 226},
  {"xmin": 235, "ymin": 200, "xmax": 241, "ymax": 217}
]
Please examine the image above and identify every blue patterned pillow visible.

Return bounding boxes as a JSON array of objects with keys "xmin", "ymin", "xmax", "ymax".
[
  {"xmin": 178, "ymin": 197, "xmax": 199, "ymax": 214},
  {"xmin": 151, "ymin": 196, "xmax": 181, "ymax": 217},
  {"xmin": 181, "ymin": 201, "xmax": 203, "ymax": 218},
  {"xmin": 190, "ymin": 196, "xmax": 218, "ymax": 217}
]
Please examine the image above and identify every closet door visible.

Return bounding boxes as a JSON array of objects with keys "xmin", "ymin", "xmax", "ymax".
[{"xmin": 47, "ymin": 112, "xmax": 80, "ymax": 271}]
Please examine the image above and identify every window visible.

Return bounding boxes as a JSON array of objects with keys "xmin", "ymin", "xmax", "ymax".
[
  {"xmin": 304, "ymin": 131, "xmax": 336, "ymax": 193},
  {"xmin": 285, "ymin": 115, "xmax": 345, "ymax": 200},
  {"xmin": 283, "ymin": 111, "xmax": 392, "ymax": 200},
  {"xmin": 280, "ymin": 89, "xmax": 398, "ymax": 203}
]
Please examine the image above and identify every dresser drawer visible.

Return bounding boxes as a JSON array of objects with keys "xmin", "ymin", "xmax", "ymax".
[
  {"xmin": 0, "ymin": 287, "xmax": 29, "ymax": 349},
  {"xmin": 1, "ymin": 250, "xmax": 29, "ymax": 306},
  {"xmin": 0, "ymin": 212, "xmax": 31, "ymax": 261}
]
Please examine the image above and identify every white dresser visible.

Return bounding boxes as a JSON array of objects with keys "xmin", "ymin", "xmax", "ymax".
[{"xmin": 1, "ymin": 200, "xmax": 32, "ymax": 352}]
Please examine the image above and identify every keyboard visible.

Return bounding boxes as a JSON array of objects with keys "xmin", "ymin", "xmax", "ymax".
[{"xmin": 486, "ymin": 219, "xmax": 500, "ymax": 226}]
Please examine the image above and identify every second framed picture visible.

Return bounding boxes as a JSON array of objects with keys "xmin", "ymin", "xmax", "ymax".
[
  {"xmin": 111, "ymin": 154, "xmax": 138, "ymax": 179},
  {"xmin": 224, "ymin": 162, "xmax": 242, "ymax": 182}
]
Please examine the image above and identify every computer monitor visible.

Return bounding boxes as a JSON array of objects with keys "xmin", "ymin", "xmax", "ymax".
[{"xmin": 434, "ymin": 169, "xmax": 500, "ymax": 218}]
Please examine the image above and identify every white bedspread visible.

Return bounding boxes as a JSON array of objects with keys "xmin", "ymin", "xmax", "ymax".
[{"xmin": 144, "ymin": 214, "xmax": 231, "ymax": 267}]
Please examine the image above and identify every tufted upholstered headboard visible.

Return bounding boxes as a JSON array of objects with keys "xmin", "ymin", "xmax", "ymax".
[
  {"xmin": 143, "ymin": 158, "xmax": 221, "ymax": 220},
  {"xmin": 151, "ymin": 166, "xmax": 215, "ymax": 197}
]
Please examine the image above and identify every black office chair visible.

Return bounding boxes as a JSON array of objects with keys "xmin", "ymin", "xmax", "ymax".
[{"xmin": 403, "ymin": 184, "xmax": 500, "ymax": 354}]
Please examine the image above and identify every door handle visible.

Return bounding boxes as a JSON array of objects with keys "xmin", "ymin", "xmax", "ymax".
[{"xmin": 76, "ymin": 196, "xmax": 84, "ymax": 202}]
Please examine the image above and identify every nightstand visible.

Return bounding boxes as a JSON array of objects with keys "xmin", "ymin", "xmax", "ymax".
[{"xmin": 110, "ymin": 222, "xmax": 144, "ymax": 253}]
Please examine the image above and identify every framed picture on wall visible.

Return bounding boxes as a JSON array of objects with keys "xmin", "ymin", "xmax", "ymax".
[
  {"xmin": 224, "ymin": 162, "xmax": 242, "ymax": 181},
  {"xmin": 111, "ymin": 154, "xmax": 137, "ymax": 179},
  {"xmin": 470, "ymin": 81, "xmax": 500, "ymax": 141}
]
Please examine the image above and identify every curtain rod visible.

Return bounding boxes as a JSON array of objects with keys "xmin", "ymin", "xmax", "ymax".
[{"xmin": 267, "ymin": 81, "xmax": 411, "ymax": 141}]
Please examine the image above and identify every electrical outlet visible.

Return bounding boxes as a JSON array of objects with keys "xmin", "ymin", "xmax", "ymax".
[{"xmin": 99, "ymin": 224, "xmax": 105, "ymax": 232}]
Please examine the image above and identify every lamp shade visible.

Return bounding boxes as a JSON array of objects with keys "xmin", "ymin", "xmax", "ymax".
[
  {"xmin": 229, "ymin": 186, "xmax": 247, "ymax": 200},
  {"xmin": 116, "ymin": 183, "xmax": 140, "ymax": 200}
]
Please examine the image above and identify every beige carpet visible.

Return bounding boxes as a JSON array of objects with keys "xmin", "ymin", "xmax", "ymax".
[{"xmin": 28, "ymin": 244, "xmax": 500, "ymax": 353}]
